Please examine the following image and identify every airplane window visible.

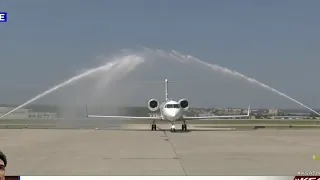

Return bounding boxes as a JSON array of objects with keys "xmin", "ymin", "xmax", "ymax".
[
  {"xmin": 166, "ymin": 104, "xmax": 173, "ymax": 108},
  {"xmin": 165, "ymin": 104, "xmax": 180, "ymax": 108}
]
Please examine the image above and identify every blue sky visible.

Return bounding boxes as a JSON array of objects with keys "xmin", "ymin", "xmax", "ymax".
[{"xmin": 1, "ymin": 0, "xmax": 320, "ymax": 109}]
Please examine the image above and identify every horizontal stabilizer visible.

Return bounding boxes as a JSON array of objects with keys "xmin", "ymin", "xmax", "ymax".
[{"xmin": 140, "ymin": 81, "xmax": 179, "ymax": 84}]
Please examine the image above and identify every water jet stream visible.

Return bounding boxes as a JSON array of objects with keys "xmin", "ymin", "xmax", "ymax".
[
  {"xmin": 1, "ymin": 48, "xmax": 319, "ymax": 119},
  {"xmin": 169, "ymin": 49, "xmax": 320, "ymax": 116},
  {"xmin": 0, "ymin": 55, "xmax": 144, "ymax": 119}
]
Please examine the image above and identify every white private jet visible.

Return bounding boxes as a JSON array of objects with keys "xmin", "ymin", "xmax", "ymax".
[{"xmin": 86, "ymin": 79, "xmax": 250, "ymax": 131}]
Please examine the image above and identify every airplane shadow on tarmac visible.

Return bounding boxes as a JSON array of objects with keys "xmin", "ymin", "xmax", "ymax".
[
  {"xmin": 0, "ymin": 124, "xmax": 261, "ymax": 133},
  {"xmin": 91, "ymin": 128, "xmax": 251, "ymax": 133},
  {"xmin": 0, "ymin": 127, "xmax": 257, "ymax": 132},
  {"xmin": 155, "ymin": 127, "xmax": 258, "ymax": 133}
]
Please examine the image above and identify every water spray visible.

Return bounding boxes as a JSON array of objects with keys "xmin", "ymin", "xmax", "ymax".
[
  {"xmin": 0, "ymin": 55, "xmax": 144, "ymax": 119},
  {"xmin": 1, "ymin": 48, "xmax": 319, "ymax": 119},
  {"xmin": 170, "ymin": 50, "xmax": 320, "ymax": 116}
]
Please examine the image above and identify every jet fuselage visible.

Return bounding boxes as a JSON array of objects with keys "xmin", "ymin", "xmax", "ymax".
[{"xmin": 159, "ymin": 100, "xmax": 183, "ymax": 122}]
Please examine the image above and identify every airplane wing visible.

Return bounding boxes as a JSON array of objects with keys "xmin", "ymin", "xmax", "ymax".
[
  {"xmin": 85, "ymin": 105, "xmax": 162, "ymax": 120},
  {"xmin": 87, "ymin": 115, "xmax": 162, "ymax": 120},
  {"xmin": 182, "ymin": 105, "xmax": 251, "ymax": 120}
]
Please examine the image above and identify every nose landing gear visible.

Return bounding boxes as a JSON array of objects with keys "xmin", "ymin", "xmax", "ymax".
[
  {"xmin": 170, "ymin": 124, "xmax": 176, "ymax": 132},
  {"xmin": 170, "ymin": 121, "xmax": 187, "ymax": 132}
]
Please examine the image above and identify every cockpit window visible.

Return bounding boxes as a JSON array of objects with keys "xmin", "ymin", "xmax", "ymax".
[
  {"xmin": 165, "ymin": 104, "xmax": 180, "ymax": 108},
  {"xmin": 166, "ymin": 104, "xmax": 173, "ymax": 108},
  {"xmin": 173, "ymin": 104, "xmax": 180, "ymax": 108}
]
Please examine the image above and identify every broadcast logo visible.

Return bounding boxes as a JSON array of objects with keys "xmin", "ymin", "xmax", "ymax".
[{"xmin": 0, "ymin": 12, "xmax": 7, "ymax": 22}]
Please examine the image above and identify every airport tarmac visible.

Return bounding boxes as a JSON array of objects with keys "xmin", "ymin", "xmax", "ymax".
[
  {"xmin": 1, "ymin": 125, "xmax": 320, "ymax": 176},
  {"xmin": 1, "ymin": 118, "xmax": 320, "ymax": 130}
]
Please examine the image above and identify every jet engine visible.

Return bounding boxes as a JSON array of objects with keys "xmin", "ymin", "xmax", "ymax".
[
  {"xmin": 148, "ymin": 99, "xmax": 159, "ymax": 111},
  {"xmin": 178, "ymin": 99, "xmax": 189, "ymax": 111}
]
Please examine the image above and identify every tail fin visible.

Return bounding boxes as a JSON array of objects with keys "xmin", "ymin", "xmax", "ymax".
[
  {"xmin": 140, "ymin": 79, "xmax": 178, "ymax": 101},
  {"xmin": 247, "ymin": 105, "xmax": 251, "ymax": 116},
  {"xmin": 85, "ymin": 104, "xmax": 89, "ymax": 118}
]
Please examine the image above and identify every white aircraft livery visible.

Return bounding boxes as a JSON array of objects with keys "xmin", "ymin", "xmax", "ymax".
[{"xmin": 87, "ymin": 79, "xmax": 250, "ymax": 131}]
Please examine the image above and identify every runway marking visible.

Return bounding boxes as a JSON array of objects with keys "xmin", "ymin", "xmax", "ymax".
[{"xmin": 159, "ymin": 127, "xmax": 187, "ymax": 176}]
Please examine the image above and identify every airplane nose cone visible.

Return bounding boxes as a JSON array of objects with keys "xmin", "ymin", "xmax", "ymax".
[
  {"xmin": 174, "ymin": 110, "xmax": 178, "ymax": 115},
  {"xmin": 170, "ymin": 109, "xmax": 180, "ymax": 117},
  {"xmin": 165, "ymin": 109, "xmax": 181, "ymax": 120}
]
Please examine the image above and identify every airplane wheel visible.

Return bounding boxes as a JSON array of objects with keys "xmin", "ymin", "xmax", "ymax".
[
  {"xmin": 182, "ymin": 124, "xmax": 187, "ymax": 131},
  {"xmin": 151, "ymin": 124, "xmax": 156, "ymax": 131}
]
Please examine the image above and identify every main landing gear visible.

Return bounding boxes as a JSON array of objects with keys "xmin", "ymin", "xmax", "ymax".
[
  {"xmin": 182, "ymin": 123, "xmax": 187, "ymax": 131},
  {"xmin": 151, "ymin": 120, "xmax": 157, "ymax": 131},
  {"xmin": 181, "ymin": 121, "xmax": 188, "ymax": 131}
]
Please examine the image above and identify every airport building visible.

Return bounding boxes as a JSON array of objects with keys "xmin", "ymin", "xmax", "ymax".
[
  {"xmin": 268, "ymin": 108, "xmax": 279, "ymax": 115},
  {"xmin": 0, "ymin": 107, "xmax": 31, "ymax": 119},
  {"xmin": 28, "ymin": 112, "xmax": 58, "ymax": 119},
  {"xmin": 0, "ymin": 106, "xmax": 58, "ymax": 119}
]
